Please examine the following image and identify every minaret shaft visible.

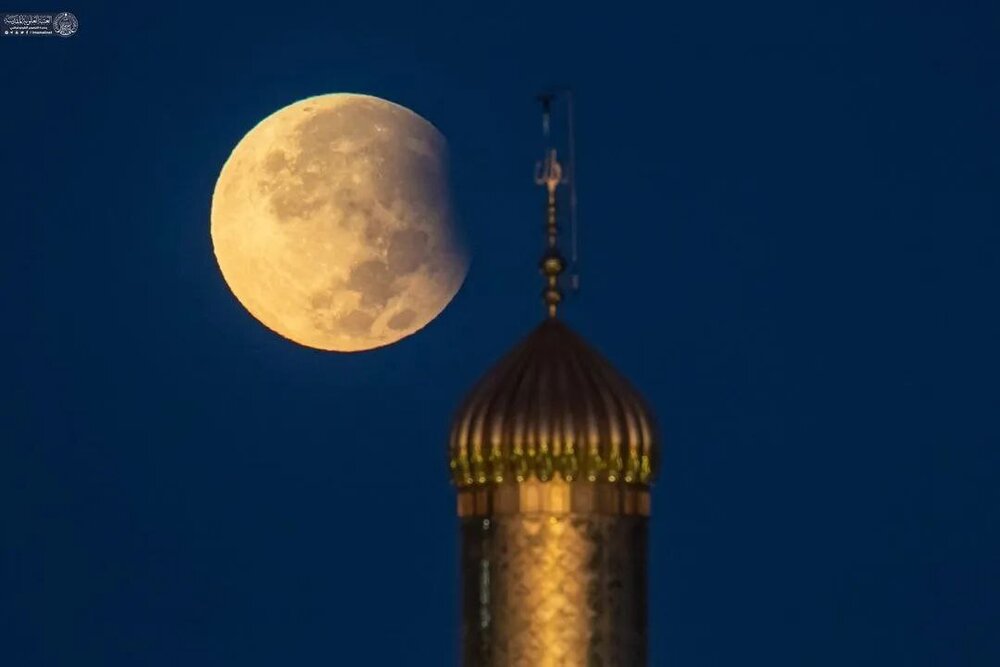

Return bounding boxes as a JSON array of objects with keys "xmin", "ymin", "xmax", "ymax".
[{"xmin": 460, "ymin": 485, "xmax": 648, "ymax": 666}]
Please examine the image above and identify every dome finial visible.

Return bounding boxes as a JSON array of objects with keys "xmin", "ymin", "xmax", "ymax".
[
  {"xmin": 534, "ymin": 89, "xmax": 580, "ymax": 318},
  {"xmin": 534, "ymin": 92, "xmax": 568, "ymax": 319},
  {"xmin": 535, "ymin": 147, "xmax": 565, "ymax": 318}
]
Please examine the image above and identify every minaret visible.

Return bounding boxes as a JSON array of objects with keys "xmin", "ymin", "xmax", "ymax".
[{"xmin": 449, "ymin": 94, "xmax": 659, "ymax": 666}]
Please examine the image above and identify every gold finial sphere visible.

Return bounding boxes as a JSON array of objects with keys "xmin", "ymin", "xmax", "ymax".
[{"xmin": 541, "ymin": 254, "xmax": 565, "ymax": 276}]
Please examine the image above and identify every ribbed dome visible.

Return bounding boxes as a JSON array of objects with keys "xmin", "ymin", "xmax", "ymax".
[{"xmin": 449, "ymin": 319, "xmax": 658, "ymax": 488}]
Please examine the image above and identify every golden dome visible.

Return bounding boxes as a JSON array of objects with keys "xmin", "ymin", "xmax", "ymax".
[{"xmin": 449, "ymin": 318, "xmax": 658, "ymax": 488}]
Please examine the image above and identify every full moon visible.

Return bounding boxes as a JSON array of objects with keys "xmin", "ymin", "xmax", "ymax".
[{"xmin": 211, "ymin": 93, "xmax": 468, "ymax": 352}]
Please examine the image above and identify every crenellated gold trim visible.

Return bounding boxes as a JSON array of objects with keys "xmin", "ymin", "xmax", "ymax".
[
  {"xmin": 456, "ymin": 479, "xmax": 650, "ymax": 518},
  {"xmin": 450, "ymin": 448, "xmax": 654, "ymax": 488}
]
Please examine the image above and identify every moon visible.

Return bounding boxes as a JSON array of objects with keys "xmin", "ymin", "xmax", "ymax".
[{"xmin": 211, "ymin": 93, "xmax": 468, "ymax": 352}]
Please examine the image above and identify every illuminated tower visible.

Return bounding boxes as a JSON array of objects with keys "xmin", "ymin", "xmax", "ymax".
[{"xmin": 449, "ymin": 93, "xmax": 659, "ymax": 666}]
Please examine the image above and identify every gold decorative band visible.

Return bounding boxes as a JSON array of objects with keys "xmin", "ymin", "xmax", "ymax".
[{"xmin": 456, "ymin": 479, "xmax": 651, "ymax": 518}]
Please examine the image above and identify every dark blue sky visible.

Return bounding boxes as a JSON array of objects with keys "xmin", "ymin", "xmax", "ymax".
[{"xmin": 3, "ymin": 1, "xmax": 998, "ymax": 665}]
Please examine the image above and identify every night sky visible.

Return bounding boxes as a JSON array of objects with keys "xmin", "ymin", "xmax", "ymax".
[{"xmin": 3, "ymin": 2, "xmax": 998, "ymax": 665}]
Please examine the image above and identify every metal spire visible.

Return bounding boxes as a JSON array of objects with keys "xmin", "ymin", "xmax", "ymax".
[
  {"xmin": 535, "ymin": 146, "xmax": 565, "ymax": 318},
  {"xmin": 533, "ymin": 89, "xmax": 579, "ymax": 319},
  {"xmin": 535, "ymin": 92, "xmax": 566, "ymax": 318}
]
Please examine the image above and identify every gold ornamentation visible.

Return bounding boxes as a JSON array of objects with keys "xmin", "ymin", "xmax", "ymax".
[
  {"xmin": 456, "ymin": 479, "xmax": 651, "ymax": 518},
  {"xmin": 450, "ymin": 449, "xmax": 655, "ymax": 489}
]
